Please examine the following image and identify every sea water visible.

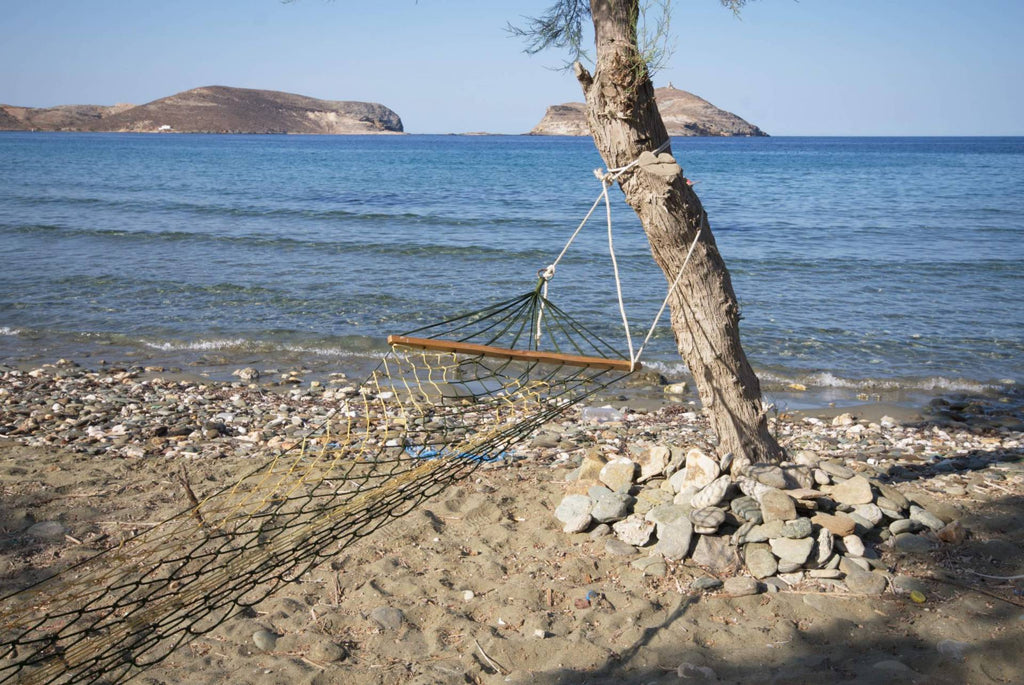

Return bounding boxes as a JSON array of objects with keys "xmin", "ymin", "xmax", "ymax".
[{"xmin": 1, "ymin": 133, "xmax": 1021, "ymax": 404}]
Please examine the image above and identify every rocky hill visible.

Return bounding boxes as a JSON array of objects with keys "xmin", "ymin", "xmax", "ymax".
[
  {"xmin": 530, "ymin": 86, "xmax": 766, "ymax": 137},
  {"xmin": 0, "ymin": 86, "xmax": 403, "ymax": 134}
]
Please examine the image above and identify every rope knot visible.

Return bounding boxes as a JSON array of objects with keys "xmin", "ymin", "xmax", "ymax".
[{"xmin": 538, "ymin": 264, "xmax": 556, "ymax": 281}]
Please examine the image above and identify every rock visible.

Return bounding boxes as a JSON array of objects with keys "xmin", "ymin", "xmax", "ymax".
[
  {"xmin": 639, "ymin": 445, "xmax": 671, "ymax": 481},
  {"xmin": 909, "ymin": 505, "xmax": 945, "ymax": 532},
  {"xmin": 816, "ymin": 528, "xmax": 834, "ymax": 566},
  {"xmin": 252, "ymin": 629, "xmax": 279, "ymax": 651},
  {"xmin": 832, "ymin": 412, "xmax": 856, "ymax": 426},
  {"xmin": 892, "ymin": 575, "xmax": 929, "ymax": 595},
  {"xmin": 633, "ymin": 487, "xmax": 673, "ymax": 515},
  {"xmin": 599, "ymin": 457, "xmax": 637, "ymax": 491},
  {"xmin": 630, "ymin": 556, "xmax": 668, "ymax": 577},
  {"xmin": 842, "ymin": 534, "xmax": 866, "ymax": 557},
  {"xmin": 234, "ymin": 367, "xmax": 260, "ymax": 381},
  {"xmin": 736, "ymin": 476, "xmax": 772, "ymax": 503},
  {"xmin": 840, "ymin": 555, "xmax": 871, "ymax": 574},
  {"xmin": 769, "ymin": 537, "xmax": 814, "ymax": 565},
  {"xmin": 589, "ymin": 523, "xmax": 612, "ymax": 539},
  {"xmin": 654, "ymin": 519, "xmax": 694, "ymax": 561},
  {"xmin": 892, "ymin": 533, "xmax": 937, "ymax": 554},
  {"xmin": 745, "ymin": 463, "xmax": 787, "ymax": 489},
  {"xmin": 780, "ymin": 517, "xmax": 813, "ymax": 539},
  {"xmin": 852, "ymin": 503, "xmax": 884, "ymax": 526},
  {"xmin": 555, "ymin": 495, "xmax": 593, "ymax": 525},
  {"xmin": 605, "ymin": 538, "xmax": 638, "ymax": 556},
  {"xmin": 677, "ymin": 662, "xmax": 719, "ymax": 680},
  {"xmin": 310, "ymin": 638, "xmax": 347, "ymax": 662},
  {"xmin": 844, "ymin": 569, "xmax": 887, "ymax": 595},
  {"xmin": 872, "ymin": 481, "xmax": 910, "ymax": 511},
  {"xmin": 690, "ymin": 507, "xmax": 726, "ymax": 534},
  {"xmin": 793, "ymin": 450, "xmax": 820, "ymax": 468},
  {"xmin": 889, "ymin": 519, "xmax": 921, "ymax": 535},
  {"xmin": 937, "ymin": 520, "xmax": 966, "ymax": 545},
  {"xmin": 907, "ymin": 493, "xmax": 959, "ymax": 523},
  {"xmin": 813, "ymin": 469, "xmax": 832, "ymax": 486},
  {"xmin": 562, "ymin": 512, "xmax": 591, "ymax": 534},
  {"xmin": 690, "ymin": 577, "xmax": 723, "ymax": 592},
  {"xmin": 763, "ymin": 577, "xmax": 789, "ymax": 593},
  {"xmin": 577, "ymin": 456, "xmax": 607, "ymax": 482},
  {"xmin": 730, "ymin": 496, "xmax": 762, "ymax": 523},
  {"xmin": 369, "ymin": 606, "xmax": 405, "ymax": 632},
  {"xmin": 677, "ymin": 448, "xmax": 720, "ymax": 490},
  {"xmin": 673, "ymin": 484, "xmax": 699, "ymax": 508},
  {"xmin": 690, "ymin": 475, "xmax": 731, "ymax": 509},
  {"xmin": 936, "ymin": 639, "xmax": 969, "ymax": 662},
  {"xmin": 744, "ymin": 519, "xmax": 784, "ymax": 544},
  {"xmin": 819, "ymin": 461, "xmax": 854, "ymax": 480},
  {"xmin": 26, "ymin": 520, "xmax": 67, "ymax": 540},
  {"xmin": 760, "ymin": 488, "xmax": 796, "ymax": 523},
  {"xmin": 590, "ymin": 491, "xmax": 634, "ymax": 523},
  {"xmin": 612, "ymin": 514, "xmax": 655, "ymax": 546},
  {"xmin": 781, "ymin": 465, "xmax": 814, "ymax": 490},
  {"xmin": 723, "ymin": 576, "xmax": 761, "ymax": 596},
  {"xmin": 646, "ymin": 503, "xmax": 690, "ymax": 530},
  {"xmin": 744, "ymin": 543, "xmax": 778, "ymax": 579},
  {"xmin": 663, "ymin": 382, "xmax": 688, "ymax": 395},
  {"xmin": 830, "ymin": 475, "xmax": 875, "ymax": 505},
  {"xmin": 691, "ymin": 535, "xmax": 738, "ymax": 572}
]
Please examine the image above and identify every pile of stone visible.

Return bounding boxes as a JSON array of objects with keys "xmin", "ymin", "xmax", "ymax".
[{"xmin": 554, "ymin": 437, "xmax": 969, "ymax": 594}]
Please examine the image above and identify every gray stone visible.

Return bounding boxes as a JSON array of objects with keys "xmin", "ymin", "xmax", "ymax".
[
  {"xmin": 763, "ymin": 577, "xmax": 789, "ymax": 593},
  {"xmin": 909, "ymin": 505, "xmax": 945, "ymax": 532},
  {"xmin": 819, "ymin": 461, "xmax": 854, "ymax": 479},
  {"xmin": 26, "ymin": 521, "xmax": 66, "ymax": 540},
  {"xmin": 555, "ymin": 494, "xmax": 593, "ymax": 524},
  {"xmin": 677, "ymin": 662, "xmax": 718, "ymax": 680},
  {"xmin": 599, "ymin": 457, "xmax": 637, "ymax": 491},
  {"xmin": 690, "ymin": 475, "xmax": 731, "ymax": 509},
  {"xmin": 690, "ymin": 576, "xmax": 723, "ymax": 591},
  {"xmin": 691, "ymin": 534, "xmax": 738, "ymax": 572},
  {"xmin": 730, "ymin": 496, "xmax": 762, "ymax": 523},
  {"xmin": 873, "ymin": 481, "xmax": 910, "ymax": 510},
  {"xmin": 847, "ymin": 512, "xmax": 875, "ymax": 531},
  {"xmin": 936, "ymin": 639, "xmax": 969, "ymax": 662},
  {"xmin": 605, "ymin": 538, "xmax": 638, "ymax": 556},
  {"xmin": 760, "ymin": 488, "xmax": 797, "ymax": 523},
  {"xmin": 809, "ymin": 568, "xmax": 843, "ymax": 579},
  {"xmin": 852, "ymin": 503, "xmax": 885, "ymax": 526},
  {"xmin": 369, "ymin": 606, "xmax": 405, "ymax": 632},
  {"xmin": 842, "ymin": 534, "xmax": 866, "ymax": 557},
  {"xmin": 589, "ymin": 523, "xmax": 612, "ymax": 539},
  {"xmin": 844, "ymin": 569, "xmax": 887, "ymax": 595},
  {"xmin": 892, "ymin": 575, "xmax": 929, "ymax": 595},
  {"xmin": 612, "ymin": 514, "xmax": 655, "ymax": 546},
  {"xmin": 252, "ymin": 629, "xmax": 279, "ymax": 651},
  {"xmin": 769, "ymin": 537, "xmax": 814, "ymax": 565},
  {"xmin": 813, "ymin": 468, "xmax": 832, "ymax": 486},
  {"xmin": 831, "ymin": 475, "xmax": 875, "ymax": 505},
  {"xmin": 590, "ymin": 491, "xmax": 634, "ymax": 523},
  {"xmin": 562, "ymin": 512, "xmax": 592, "ymax": 534},
  {"xmin": 689, "ymin": 507, "xmax": 726, "ymax": 534},
  {"xmin": 782, "ymin": 465, "xmax": 814, "ymax": 490},
  {"xmin": 780, "ymin": 517, "xmax": 813, "ymax": 539},
  {"xmin": 645, "ymin": 503, "xmax": 689, "ymax": 529},
  {"xmin": 654, "ymin": 519, "xmax": 694, "ymax": 561},
  {"xmin": 744, "ymin": 519, "xmax": 784, "ymax": 543},
  {"xmin": 746, "ymin": 463, "xmax": 787, "ymax": 489},
  {"xmin": 633, "ymin": 487, "xmax": 673, "ymax": 515},
  {"xmin": 793, "ymin": 450, "xmax": 821, "ymax": 467},
  {"xmin": 892, "ymin": 533, "xmax": 937, "ymax": 554},
  {"xmin": 723, "ymin": 576, "xmax": 761, "ymax": 596},
  {"xmin": 736, "ymin": 475, "xmax": 772, "ymax": 502},
  {"xmin": 744, "ymin": 543, "xmax": 778, "ymax": 579},
  {"xmin": 630, "ymin": 555, "xmax": 668, "ymax": 577},
  {"xmin": 673, "ymin": 485, "xmax": 698, "ymax": 507},
  {"xmin": 840, "ymin": 555, "xmax": 871, "ymax": 573},
  {"xmin": 310, "ymin": 639, "xmax": 347, "ymax": 662}
]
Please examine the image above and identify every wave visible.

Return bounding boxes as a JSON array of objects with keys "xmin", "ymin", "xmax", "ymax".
[{"xmin": 0, "ymin": 327, "xmax": 22, "ymax": 336}]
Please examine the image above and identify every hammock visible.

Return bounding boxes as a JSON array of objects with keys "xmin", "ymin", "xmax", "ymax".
[{"xmin": 0, "ymin": 286, "xmax": 639, "ymax": 684}]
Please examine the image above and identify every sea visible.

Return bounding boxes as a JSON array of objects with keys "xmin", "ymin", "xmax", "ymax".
[{"xmin": 1, "ymin": 133, "xmax": 1021, "ymax": 409}]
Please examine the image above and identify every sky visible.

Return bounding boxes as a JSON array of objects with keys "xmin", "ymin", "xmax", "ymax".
[{"xmin": 2, "ymin": 0, "xmax": 1022, "ymax": 135}]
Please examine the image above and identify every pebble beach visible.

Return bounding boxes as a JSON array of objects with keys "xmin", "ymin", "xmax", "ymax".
[{"xmin": 1, "ymin": 359, "xmax": 1022, "ymax": 684}]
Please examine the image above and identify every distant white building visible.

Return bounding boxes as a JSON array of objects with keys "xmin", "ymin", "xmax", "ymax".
[{"xmin": 158, "ymin": 124, "xmax": 172, "ymax": 131}]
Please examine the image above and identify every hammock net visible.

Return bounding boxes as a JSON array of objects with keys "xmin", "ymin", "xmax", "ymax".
[{"xmin": 0, "ymin": 285, "xmax": 638, "ymax": 684}]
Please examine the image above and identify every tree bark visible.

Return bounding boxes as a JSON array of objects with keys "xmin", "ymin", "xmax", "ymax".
[{"xmin": 580, "ymin": 0, "xmax": 782, "ymax": 466}]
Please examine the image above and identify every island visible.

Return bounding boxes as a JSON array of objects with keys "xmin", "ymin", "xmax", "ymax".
[
  {"xmin": 0, "ymin": 86, "xmax": 404, "ymax": 134},
  {"xmin": 530, "ymin": 85, "xmax": 766, "ymax": 137}
]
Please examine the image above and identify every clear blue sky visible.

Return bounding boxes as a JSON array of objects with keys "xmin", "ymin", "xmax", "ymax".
[{"xmin": 2, "ymin": 0, "xmax": 1021, "ymax": 135}]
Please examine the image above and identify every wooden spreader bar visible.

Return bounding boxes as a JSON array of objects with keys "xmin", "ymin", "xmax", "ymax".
[{"xmin": 387, "ymin": 335, "xmax": 639, "ymax": 372}]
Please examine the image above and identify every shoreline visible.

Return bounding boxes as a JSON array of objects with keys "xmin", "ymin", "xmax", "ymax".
[{"xmin": 1, "ymin": 358, "xmax": 1021, "ymax": 683}]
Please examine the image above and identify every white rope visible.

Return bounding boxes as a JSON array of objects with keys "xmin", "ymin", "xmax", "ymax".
[
  {"xmin": 632, "ymin": 214, "xmax": 704, "ymax": 365},
  {"xmin": 536, "ymin": 140, "xmax": 674, "ymax": 362}
]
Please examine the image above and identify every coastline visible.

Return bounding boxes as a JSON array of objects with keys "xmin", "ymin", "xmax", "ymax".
[{"xmin": 1, "ymin": 358, "xmax": 1021, "ymax": 683}]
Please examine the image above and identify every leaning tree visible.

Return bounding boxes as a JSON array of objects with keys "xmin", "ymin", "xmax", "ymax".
[{"xmin": 517, "ymin": 0, "xmax": 783, "ymax": 467}]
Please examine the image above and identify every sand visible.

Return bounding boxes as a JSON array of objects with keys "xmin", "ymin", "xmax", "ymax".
[{"xmin": 1, "ymin": 362, "xmax": 1021, "ymax": 684}]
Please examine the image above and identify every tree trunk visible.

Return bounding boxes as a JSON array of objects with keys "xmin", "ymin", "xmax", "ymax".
[{"xmin": 579, "ymin": 0, "xmax": 782, "ymax": 467}]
